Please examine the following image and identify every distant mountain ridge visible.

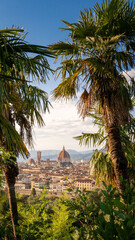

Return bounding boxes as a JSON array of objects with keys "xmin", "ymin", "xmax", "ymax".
[{"xmin": 18, "ymin": 149, "xmax": 93, "ymax": 162}]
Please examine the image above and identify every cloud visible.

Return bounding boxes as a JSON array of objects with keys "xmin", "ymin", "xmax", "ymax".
[
  {"xmin": 32, "ymin": 99, "xmax": 97, "ymax": 151},
  {"xmin": 122, "ymin": 68, "xmax": 135, "ymax": 81}
]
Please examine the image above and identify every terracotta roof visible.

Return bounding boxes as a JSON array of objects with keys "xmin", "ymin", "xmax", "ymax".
[{"xmin": 75, "ymin": 179, "xmax": 95, "ymax": 183}]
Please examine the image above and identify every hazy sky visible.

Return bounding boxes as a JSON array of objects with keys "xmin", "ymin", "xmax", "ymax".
[{"xmin": 1, "ymin": 1, "xmax": 135, "ymax": 151}]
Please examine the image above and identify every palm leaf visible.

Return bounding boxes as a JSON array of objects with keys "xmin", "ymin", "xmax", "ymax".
[
  {"xmin": 74, "ymin": 132, "xmax": 101, "ymax": 147},
  {"xmin": 90, "ymin": 149, "xmax": 114, "ymax": 183},
  {"xmin": 0, "ymin": 114, "xmax": 28, "ymax": 157}
]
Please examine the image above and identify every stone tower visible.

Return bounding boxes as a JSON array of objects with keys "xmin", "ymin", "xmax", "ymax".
[
  {"xmin": 46, "ymin": 158, "xmax": 50, "ymax": 168},
  {"xmin": 37, "ymin": 151, "xmax": 41, "ymax": 167}
]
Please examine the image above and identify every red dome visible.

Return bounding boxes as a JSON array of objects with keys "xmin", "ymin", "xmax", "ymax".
[
  {"xmin": 57, "ymin": 146, "xmax": 70, "ymax": 160},
  {"xmin": 28, "ymin": 158, "xmax": 35, "ymax": 165}
]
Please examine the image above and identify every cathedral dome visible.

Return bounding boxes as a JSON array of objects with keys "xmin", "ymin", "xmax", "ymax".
[
  {"xmin": 57, "ymin": 146, "xmax": 70, "ymax": 161},
  {"xmin": 28, "ymin": 158, "xmax": 35, "ymax": 166}
]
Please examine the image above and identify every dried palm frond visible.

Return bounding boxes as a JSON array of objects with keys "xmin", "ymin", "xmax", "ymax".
[{"xmin": 77, "ymin": 89, "xmax": 95, "ymax": 119}]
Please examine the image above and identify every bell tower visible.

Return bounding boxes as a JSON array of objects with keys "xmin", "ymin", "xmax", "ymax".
[
  {"xmin": 37, "ymin": 151, "xmax": 41, "ymax": 167},
  {"xmin": 46, "ymin": 158, "xmax": 50, "ymax": 168}
]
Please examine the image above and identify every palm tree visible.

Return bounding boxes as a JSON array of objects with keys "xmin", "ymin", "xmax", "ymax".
[
  {"xmin": 0, "ymin": 28, "xmax": 53, "ymax": 239},
  {"xmin": 2, "ymin": 84, "xmax": 50, "ymax": 239},
  {"xmin": 49, "ymin": 0, "xmax": 135, "ymax": 192},
  {"xmin": 75, "ymin": 105, "xmax": 135, "ymax": 185},
  {"xmin": 0, "ymin": 28, "xmax": 53, "ymax": 151}
]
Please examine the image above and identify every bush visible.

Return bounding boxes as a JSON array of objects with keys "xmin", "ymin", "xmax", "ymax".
[
  {"xmin": 64, "ymin": 182, "xmax": 135, "ymax": 239},
  {"xmin": 1, "ymin": 183, "xmax": 135, "ymax": 239}
]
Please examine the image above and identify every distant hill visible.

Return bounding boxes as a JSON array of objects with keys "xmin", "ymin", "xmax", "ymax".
[{"xmin": 18, "ymin": 149, "xmax": 93, "ymax": 162}]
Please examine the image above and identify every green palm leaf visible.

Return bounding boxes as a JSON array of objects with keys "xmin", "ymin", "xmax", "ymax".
[{"xmin": 0, "ymin": 114, "xmax": 28, "ymax": 157}]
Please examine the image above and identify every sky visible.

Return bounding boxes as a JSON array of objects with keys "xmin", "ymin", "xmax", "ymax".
[{"xmin": 1, "ymin": 0, "xmax": 135, "ymax": 151}]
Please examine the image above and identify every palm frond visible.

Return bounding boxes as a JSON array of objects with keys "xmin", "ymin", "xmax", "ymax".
[
  {"xmin": 74, "ymin": 132, "xmax": 101, "ymax": 148},
  {"xmin": 90, "ymin": 149, "xmax": 114, "ymax": 184},
  {"xmin": 53, "ymin": 76, "xmax": 79, "ymax": 99},
  {"xmin": 0, "ymin": 28, "xmax": 54, "ymax": 84},
  {"xmin": 49, "ymin": 41, "xmax": 78, "ymax": 58},
  {"xmin": 0, "ymin": 114, "xmax": 28, "ymax": 157},
  {"xmin": 77, "ymin": 89, "xmax": 94, "ymax": 119},
  {"xmin": 0, "ymin": 27, "xmax": 53, "ymax": 154}
]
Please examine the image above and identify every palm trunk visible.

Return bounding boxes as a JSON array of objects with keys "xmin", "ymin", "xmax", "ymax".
[
  {"xmin": 107, "ymin": 124, "xmax": 128, "ymax": 192},
  {"xmin": 7, "ymin": 183, "xmax": 18, "ymax": 239},
  {"xmin": 4, "ymin": 158, "xmax": 19, "ymax": 240},
  {"xmin": 102, "ymin": 94, "xmax": 129, "ymax": 193}
]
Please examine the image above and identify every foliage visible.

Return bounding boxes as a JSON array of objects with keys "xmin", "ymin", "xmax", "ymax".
[
  {"xmin": 74, "ymin": 106, "xmax": 135, "ymax": 184},
  {"xmin": 16, "ymin": 189, "xmax": 74, "ymax": 240},
  {"xmin": 0, "ymin": 147, "xmax": 16, "ymax": 166},
  {"xmin": 50, "ymin": 0, "xmax": 135, "ymax": 107},
  {"xmin": 0, "ymin": 191, "xmax": 13, "ymax": 239},
  {"xmin": 120, "ymin": 117, "xmax": 135, "ymax": 173},
  {"xmin": 64, "ymin": 182, "xmax": 135, "ymax": 240},
  {"xmin": 48, "ymin": 199, "xmax": 74, "ymax": 240},
  {"xmin": 0, "ymin": 27, "xmax": 53, "ymax": 157},
  {"xmin": 0, "ymin": 182, "xmax": 135, "ymax": 239}
]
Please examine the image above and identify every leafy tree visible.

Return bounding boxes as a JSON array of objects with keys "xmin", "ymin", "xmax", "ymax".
[
  {"xmin": 50, "ymin": 199, "xmax": 74, "ymax": 240},
  {"xmin": 17, "ymin": 190, "xmax": 53, "ymax": 239},
  {"xmin": 17, "ymin": 191, "xmax": 74, "ymax": 240},
  {"xmin": 49, "ymin": 0, "xmax": 135, "ymax": 192}
]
